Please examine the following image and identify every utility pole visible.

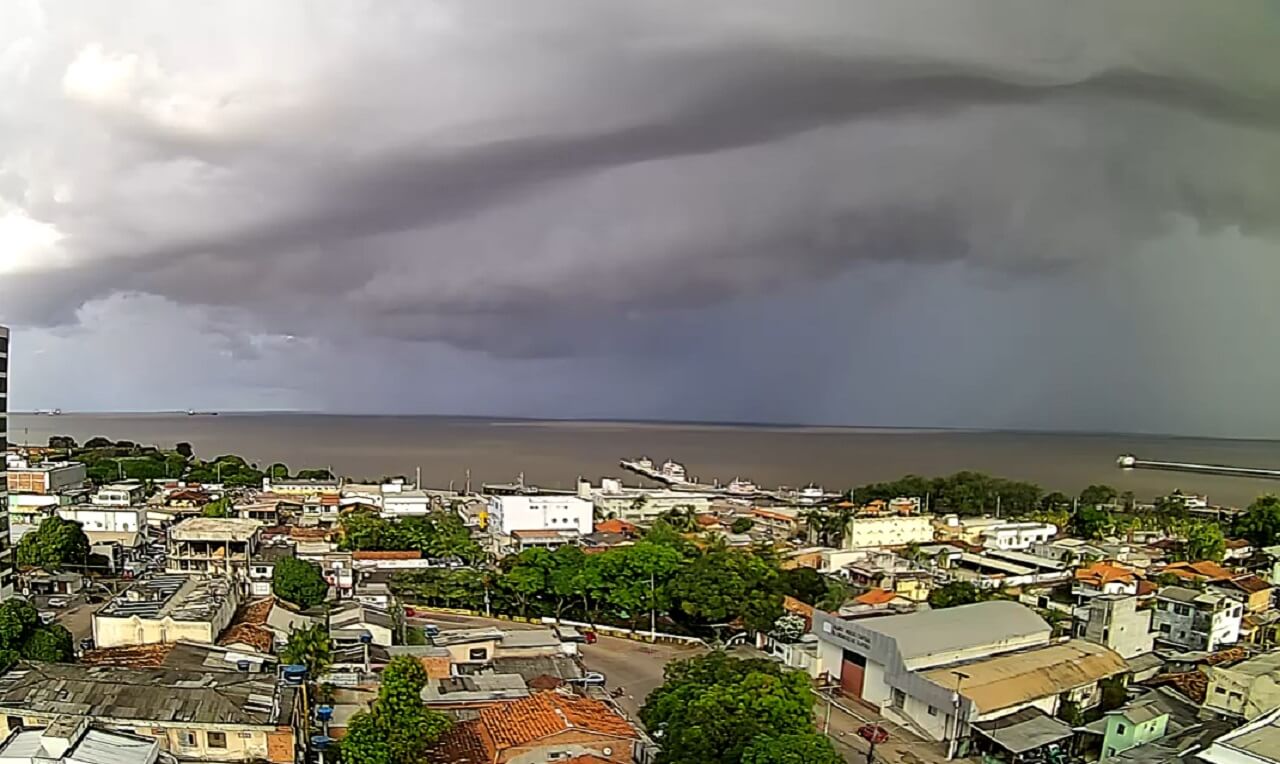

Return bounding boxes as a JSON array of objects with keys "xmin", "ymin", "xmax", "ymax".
[
  {"xmin": 649, "ymin": 571, "xmax": 657, "ymax": 641},
  {"xmin": 948, "ymin": 671, "xmax": 969, "ymax": 760}
]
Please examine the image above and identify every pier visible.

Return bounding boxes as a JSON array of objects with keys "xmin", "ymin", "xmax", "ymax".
[{"xmin": 1116, "ymin": 454, "xmax": 1280, "ymax": 481}]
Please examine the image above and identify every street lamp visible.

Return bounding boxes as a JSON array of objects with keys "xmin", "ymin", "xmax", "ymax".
[{"xmin": 947, "ymin": 670, "xmax": 969, "ymax": 760}]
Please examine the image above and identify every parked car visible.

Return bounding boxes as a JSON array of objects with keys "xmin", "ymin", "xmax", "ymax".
[
  {"xmin": 47, "ymin": 596, "xmax": 70, "ymax": 609},
  {"xmin": 423, "ymin": 624, "xmax": 441, "ymax": 638}
]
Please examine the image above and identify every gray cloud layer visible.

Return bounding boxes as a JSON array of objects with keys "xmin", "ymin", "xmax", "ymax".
[{"xmin": 3, "ymin": 1, "xmax": 1280, "ymax": 432}]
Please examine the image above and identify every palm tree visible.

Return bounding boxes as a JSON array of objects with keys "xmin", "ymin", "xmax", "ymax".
[{"xmin": 281, "ymin": 624, "xmax": 332, "ymax": 679}]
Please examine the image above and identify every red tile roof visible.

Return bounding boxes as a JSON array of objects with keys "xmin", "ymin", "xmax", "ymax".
[
  {"xmin": 478, "ymin": 691, "xmax": 635, "ymax": 750},
  {"xmin": 1074, "ymin": 561, "xmax": 1137, "ymax": 586},
  {"xmin": 427, "ymin": 719, "xmax": 491, "ymax": 764},
  {"xmin": 593, "ymin": 519, "xmax": 637, "ymax": 536},
  {"xmin": 1161, "ymin": 560, "xmax": 1234, "ymax": 582},
  {"xmin": 239, "ymin": 597, "xmax": 275, "ymax": 626},
  {"xmin": 855, "ymin": 588, "xmax": 899, "ymax": 606},
  {"xmin": 694, "ymin": 514, "xmax": 721, "ymax": 527}
]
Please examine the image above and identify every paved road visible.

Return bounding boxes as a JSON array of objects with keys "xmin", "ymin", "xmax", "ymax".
[{"xmin": 579, "ymin": 636, "xmax": 702, "ymax": 719}]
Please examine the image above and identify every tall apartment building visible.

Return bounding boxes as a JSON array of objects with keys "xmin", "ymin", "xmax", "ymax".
[{"xmin": 0, "ymin": 326, "xmax": 13, "ymax": 598}]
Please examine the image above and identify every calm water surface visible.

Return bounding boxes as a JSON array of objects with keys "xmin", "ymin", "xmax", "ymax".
[{"xmin": 9, "ymin": 413, "xmax": 1280, "ymax": 506}]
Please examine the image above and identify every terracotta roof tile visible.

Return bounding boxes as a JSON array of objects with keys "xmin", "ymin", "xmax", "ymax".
[
  {"xmin": 855, "ymin": 588, "xmax": 899, "ymax": 606},
  {"xmin": 1161, "ymin": 561, "xmax": 1234, "ymax": 582},
  {"xmin": 1150, "ymin": 671, "xmax": 1208, "ymax": 704},
  {"xmin": 239, "ymin": 597, "xmax": 275, "ymax": 626},
  {"xmin": 1224, "ymin": 574, "xmax": 1272, "ymax": 595},
  {"xmin": 478, "ymin": 690, "xmax": 635, "ymax": 750},
  {"xmin": 694, "ymin": 514, "xmax": 720, "ymax": 527},
  {"xmin": 219, "ymin": 623, "xmax": 275, "ymax": 653},
  {"xmin": 594, "ymin": 519, "xmax": 637, "ymax": 536},
  {"xmin": 427, "ymin": 719, "xmax": 493, "ymax": 764},
  {"xmin": 1074, "ymin": 561, "xmax": 1137, "ymax": 586}
]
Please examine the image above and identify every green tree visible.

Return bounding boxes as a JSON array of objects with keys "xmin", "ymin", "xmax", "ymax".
[
  {"xmin": 928, "ymin": 580, "xmax": 987, "ymax": 609},
  {"xmin": 731, "ymin": 517, "xmax": 754, "ymax": 534},
  {"xmin": 1178, "ymin": 521, "xmax": 1226, "ymax": 563},
  {"xmin": 175, "ymin": 442, "xmax": 194, "ymax": 459},
  {"xmin": 296, "ymin": 468, "xmax": 335, "ymax": 480},
  {"xmin": 598, "ymin": 541, "xmax": 684, "ymax": 630},
  {"xmin": 500, "ymin": 548, "xmax": 554, "ymax": 617},
  {"xmin": 202, "ymin": 497, "xmax": 233, "ymax": 518},
  {"xmin": 340, "ymin": 712, "xmax": 392, "ymax": 764},
  {"xmin": 341, "ymin": 656, "xmax": 450, "ymax": 764},
  {"xmin": 47, "ymin": 435, "xmax": 77, "ymax": 450},
  {"xmin": 17, "ymin": 517, "xmax": 89, "ymax": 571},
  {"xmin": 1233, "ymin": 495, "xmax": 1280, "ymax": 547},
  {"xmin": 668, "ymin": 549, "xmax": 783, "ymax": 631},
  {"xmin": 1070, "ymin": 505, "xmax": 1114, "ymax": 540},
  {"xmin": 272, "ymin": 557, "xmax": 330, "ymax": 609},
  {"xmin": 780, "ymin": 567, "xmax": 829, "ymax": 606},
  {"xmin": 1079, "ymin": 484, "xmax": 1119, "ymax": 507},
  {"xmin": 21, "ymin": 625, "xmax": 73, "ymax": 662},
  {"xmin": 280, "ymin": 624, "xmax": 332, "ymax": 679},
  {"xmin": 0, "ymin": 600, "xmax": 39, "ymax": 652},
  {"xmin": 642, "ymin": 653, "xmax": 816, "ymax": 764},
  {"xmin": 741, "ymin": 733, "xmax": 843, "ymax": 764}
]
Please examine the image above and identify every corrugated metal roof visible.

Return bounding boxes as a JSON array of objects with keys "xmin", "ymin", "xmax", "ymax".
[
  {"xmin": 860, "ymin": 600, "xmax": 1050, "ymax": 661},
  {"xmin": 923, "ymin": 640, "xmax": 1127, "ymax": 714}
]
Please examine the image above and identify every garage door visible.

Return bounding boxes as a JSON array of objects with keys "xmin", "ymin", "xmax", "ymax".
[{"xmin": 840, "ymin": 649, "xmax": 867, "ymax": 698}]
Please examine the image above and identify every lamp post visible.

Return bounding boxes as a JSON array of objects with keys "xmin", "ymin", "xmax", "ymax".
[{"xmin": 948, "ymin": 670, "xmax": 969, "ymax": 760}]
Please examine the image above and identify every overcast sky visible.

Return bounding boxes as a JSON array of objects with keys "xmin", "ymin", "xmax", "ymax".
[{"xmin": 2, "ymin": 1, "xmax": 1279, "ymax": 436}]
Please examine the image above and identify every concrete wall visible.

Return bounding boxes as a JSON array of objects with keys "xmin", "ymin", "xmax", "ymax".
[
  {"xmin": 0, "ymin": 714, "xmax": 291, "ymax": 764},
  {"xmin": 843, "ymin": 516, "xmax": 934, "ymax": 550},
  {"xmin": 1206, "ymin": 666, "xmax": 1280, "ymax": 720},
  {"xmin": 489, "ymin": 496, "xmax": 594, "ymax": 535},
  {"xmin": 58, "ymin": 507, "xmax": 143, "ymax": 532},
  {"xmin": 502, "ymin": 730, "xmax": 633, "ymax": 764}
]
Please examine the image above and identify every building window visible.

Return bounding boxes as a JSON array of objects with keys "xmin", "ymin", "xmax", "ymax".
[
  {"xmin": 1116, "ymin": 724, "xmax": 1126, "ymax": 735},
  {"xmin": 207, "ymin": 731, "xmax": 227, "ymax": 748},
  {"xmin": 182, "ymin": 732, "xmax": 198, "ymax": 747},
  {"xmin": 891, "ymin": 689, "xmax": 905, "ymax": 710},
  {"xmin": 927, "ymin": 705, "xmax": 938, "ymax": 716},
  {"xmin": 469, "ymin": 648, "xmax": 488, "ymax": 661},
  {"xmin": 1159, "ymin": 624, "xmax": 1171, "ymax": 633},
  {"xmin": 1216, "ymin": 687, "xmax": 1227, "ymax": 694}
]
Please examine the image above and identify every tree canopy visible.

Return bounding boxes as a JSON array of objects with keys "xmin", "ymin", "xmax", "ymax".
[
  {"xmin": 272, "ymin": 557, "xmax": 330, "ymax": 609},
  {"xmin": 1234, "ymin": 495, "xmax": 1280, "ymax": 547},
  {"xmin": 741, "ymin": 733, "xmax": 843, "ymax": 764},
  {"xmin": 340, "ymin": 656, "xmax": 451, "ymax": 764},
  {"xmin": 17, "ymin": 517, "xmax": 89, "ymax": 571},
  {"xmin": 641, "ymin": 653, "xmax": 818, "ymax": 764},
  {"xmin": 339, "ymin": 510, "xmax": 483, "ymax": 564},
  {"xmin": 927, "ymin": 580, "xmax": 994, "ymax": 610},
  {"xmin": 0, "ymin": 600, "xmax": 73, "ymax": 668},
  {"xmin": 1176, "ymin": 521, "xmax": 1226, "ymax": 563},
  {"xmin": 280, "ymin": 624, "xmax": 332, "ymax": 679}
]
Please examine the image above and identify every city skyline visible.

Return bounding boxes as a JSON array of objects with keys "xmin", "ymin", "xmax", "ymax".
[{"xmin": 2, "ymin": 2, "xmax": 1279, "ymax": 436}]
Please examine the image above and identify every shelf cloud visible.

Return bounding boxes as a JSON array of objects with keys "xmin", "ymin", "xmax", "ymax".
[{"xmin": 2, "ymin": 1, "xmax": 1279, "ymax": 432}]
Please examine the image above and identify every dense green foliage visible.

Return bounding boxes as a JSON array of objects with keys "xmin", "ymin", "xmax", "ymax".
[
  {"xmin": 280, "ymin": 624, "xmax": 332, "ymax": 678},
  {"xmin": 201, "ymin": 497, "xmax": 233, "ymax": 517},
  {"xmin": 1173, "ymin": 521, "xmax": 1226, "ymax": 563},
  {"xmin": 272, "ymin": 557, "xmax": 330, "ymax": 609},
  {"xmin": 340, "ymin": 656, "xmax": 451, "ymax": 764},
  {"xmin": 1234, "ymin": 495, "xmax": 1280, "ymax": 547},
  {"xmin": 392, "ymin": 530, "xmax": 791, "ymax": 636},
  {"xmin": 741, "ymin": 733, "xmax": 844, "ymax": 764},
  {"xmin": 848, "ymin": 471, "xmax": 1044, "ymax": 515},
  {"xmin": 928, "ymin": 580, "xmax": 997, "ymax": 609},
  {"xmin": 17, "ymin": 517, "xmax": 89, "ymax": 571},
  {"xmin": 641, "ymin": 653, "xmax": 818, "ymax": 764},
  {"xmin": 44, "ymin": 436, "xmax": 332, "ymax": 487},
  {"xmin": 780, "ymin": 567, "xmax": 847, "ymax": 609},
  {"xmin": 0, "ymin": 600, "xmax": 73, "ymax": 668},
  {"xmin": 339, "ymin": 510, "xmax": 484, "ymax": 563}
]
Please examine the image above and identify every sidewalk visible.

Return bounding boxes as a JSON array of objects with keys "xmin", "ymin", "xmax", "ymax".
[{"xmin": 817, "ymin": 693, "xmax": 981, "ymax": 764}]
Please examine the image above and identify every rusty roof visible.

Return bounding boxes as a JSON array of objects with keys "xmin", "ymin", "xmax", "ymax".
[
  {"xmin": 1075, "ymin": 561, "xmax": 1137, "ymax": 586},
  {"xmin": 352, "ymin": 550, "xmax": 421, "ymax": 560},
  {"xmin": 81, "ymin": 643, "xmax": 178, "ymax": 669},
  {"xmin": 1150, "ymin": 671, "xmax": 1209, "ymax": 704},
  {"xmin": 218, "ymin": 623, "xmax": 274, "ymax": 653},
  {"xmin": 855, "ymin": 588, "xmax": 899, "ymax": 606},
  {"xmin": 1223, "ymin": 574, "xmax": 1273, "ymax": 595},
  {"xmin": 1161, "ymin": 560, "xmax": 1235, "ymax": 582},
  {"xmin": 427, "ymin": 720, "xmax": 493, "ymax": 764}
]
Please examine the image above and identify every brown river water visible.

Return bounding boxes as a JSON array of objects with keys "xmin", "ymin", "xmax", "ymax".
[{"xmin": 8, "ymin": 413, "xmax": 1280, "ymax": 506}]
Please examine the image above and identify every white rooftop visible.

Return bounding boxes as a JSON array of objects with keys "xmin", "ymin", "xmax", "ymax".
[{"xmin": 859, "ymin": 600, "xmax": 1051, "ymax": 661}]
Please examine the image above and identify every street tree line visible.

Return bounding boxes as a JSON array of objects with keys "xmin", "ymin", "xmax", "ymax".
[
  {"xmin": 391, "ymin": 522, "xmax": 846, "ymax": 636},
  {"xmin": 338, "ymin": 510, "xmax": 484, "ymax": 564}
]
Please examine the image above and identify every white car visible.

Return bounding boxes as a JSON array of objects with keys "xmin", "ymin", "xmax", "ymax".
[
  {"xmin": 38, "ymin": 611, "xmax": 56, "ymax": 625},
  {"xmin": 47, "ymin": 596, "xmax": 70, "ymax": 609}
]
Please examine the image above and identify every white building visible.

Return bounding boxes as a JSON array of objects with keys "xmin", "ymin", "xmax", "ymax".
[
  {"xmin": 577, "ymin": 478, "xmax": 715, "ymax": 523},
  {"xmin": 57, "ymin": 505, "xmax": 145, "ymax": 533},
  {"xmin": 381, "ymin": 485, "xmax": 433, "ymax": 518},
  {"xmin": 978, "ymin": 521, "xmax": 1058, "ymax": 551},
  {"xmin": 1080, "ymin": 594, "xmax": 1154, "ymax": 659},
  {"xmin": 487, "ymin": 495, "xmax": 593, "ymax": 536},
  {"xmin": 842, "ymin": 515, "xmax": 934, "ymax": 550},
  {"xmin": 812, "ymin": 601, "xmax": 1126, "ymax": 746},
  {"xmin": 91, "ymin": 482, "xmax": 145, "ymax": 507},
  {"xmin": 5, "ymin": 460, "xmax": 88, "ymax": 494},
  {"xmin": 1152, "ymin": 585, "xmax": 1242, "ymax": 652}
]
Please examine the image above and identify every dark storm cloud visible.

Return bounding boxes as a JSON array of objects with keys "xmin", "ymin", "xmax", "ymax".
[{"xmin": 3, "ymin": 0, "xmax": 1280, "ymax": 431}]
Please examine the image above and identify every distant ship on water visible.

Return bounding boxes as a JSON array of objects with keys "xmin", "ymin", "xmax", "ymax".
[{"xmin": 187, "ymin": 409, "xmax": 219, "ymax": 416}]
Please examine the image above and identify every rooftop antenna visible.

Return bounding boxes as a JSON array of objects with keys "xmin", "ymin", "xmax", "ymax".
[
  {"xmin": 416, "ymin": 466, "xmax": 422, "ymax": 490},
  {"xmin": 465, "ymin": 469, "xmax": 472, "ymax": 494}
]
